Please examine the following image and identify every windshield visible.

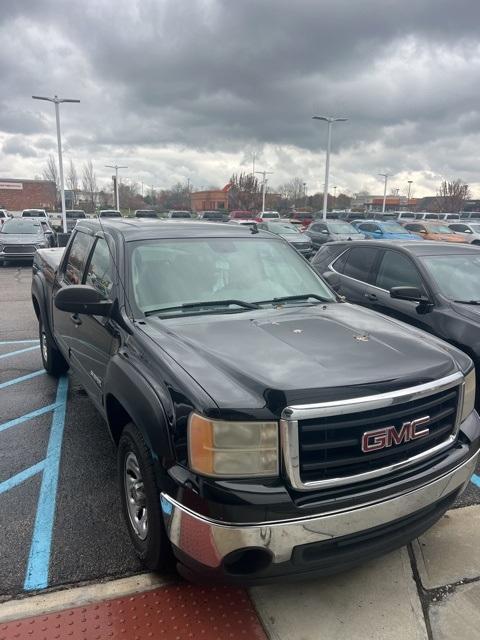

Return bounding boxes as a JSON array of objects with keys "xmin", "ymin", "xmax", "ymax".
[
  {"xmin": 130, "ymin": 237, "xmax": 335, "ymax": 315},
  {"xmin": 170, "ymin": 212, "xmax": 191, "ymax": 218},
  {"xmin": 422, "ymin": 254, "xmax": 480, "ymax": 302},
  {"xmin": 261, "ymin": 212, "xmax": 280, "ymax": 219},
  {"xmin": 381, "ymin": 222, "xmax": 408, "ymax": 233},
  {"xmin": 265, "ymin": 222, "xmax": 300, "ymax": 234},
  {"xmin": 22, "ymin": 210, "xmax": 45, "ymax": 217},
  {"xmin": 100, "ymin": 211, "xmax": 121, "ymax": 217},
  {"xmin": 329, "ymin": 222, "xmax": 359, "ymax": 234},
  {"xmin": 426, "ymin": 224, "xmax": 453, "ymax": 234},
  {"xmin": 66, "ymin": 211, "xmax": 86, "ymax": 218},
  {"xmin": 1, "ymin": 219, "xmax": 42, "ymax": 234}
]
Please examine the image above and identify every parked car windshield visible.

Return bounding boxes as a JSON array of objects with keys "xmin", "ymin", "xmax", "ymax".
[
  {"xmin": 130, "ymin": 237, "xmax": 335, "ymax": 315},
  {"xmin": 421, "ymin": 254, "xmax": 480, "ymax": 302},
  {"xmin": 328, "ymin": 222, "xmax": 359, "ymax": 234},
  {"xmin": 425, "ymin": 223, "xmax": 453, "ymax": 234},
  {"xmin": 1, "ymin": 219, "xmax": 42, "ymax": 234},
  {"xmin": 22, "ymin": 210, "xmax": 45, "ymax": 217},
  {"xmin": 261, "ymin": 212, "xmax": 280, "ymax": 218},
  {"xmin": 381, "ymin": 222, "xmax": 409, "ymax": 233},
  {"xmin": 66, "ymin": 211, "xmax": 86, "ymax": 218},
  {"xmin": 264, "ymin": 222, "xmax": 300, "ymax": 234}
]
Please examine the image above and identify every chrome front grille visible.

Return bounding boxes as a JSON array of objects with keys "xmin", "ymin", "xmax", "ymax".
[{"xmin": 280, "ymin": 372, "xmax": 464, "ymax": 491}]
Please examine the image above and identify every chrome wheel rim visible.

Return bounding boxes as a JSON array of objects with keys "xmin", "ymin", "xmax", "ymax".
[
  {"xmin": 40, "ymin": 329, "xmax": 48, "ymax": 363},
  {"xmin": 124, "ymin": 452, "xmax": 148, "ymax": 540}
]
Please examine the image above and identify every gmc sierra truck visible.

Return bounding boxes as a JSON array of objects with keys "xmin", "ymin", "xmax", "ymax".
[{"xmin": 31, "ymin": 219, "xmax": 480, "ymax": 583}]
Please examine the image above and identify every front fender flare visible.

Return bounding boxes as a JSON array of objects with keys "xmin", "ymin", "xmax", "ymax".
[{"xmin": 104, "ymin": 355, "xmax": 175, "ymax": 466}]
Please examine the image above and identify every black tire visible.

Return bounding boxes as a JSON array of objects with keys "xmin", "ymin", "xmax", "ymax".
[
  {"xmin": 39, "ymin": 317, "xmax": 69, "ymax": 376},
  {"xmin": 118, "ymin": 422, "xmax": 174, "ymax": 571}
]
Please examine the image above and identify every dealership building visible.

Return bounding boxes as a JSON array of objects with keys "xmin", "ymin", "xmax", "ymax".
[{"xmin": 0, "ymin": 178, "xmax": 57, "ymax": 212}]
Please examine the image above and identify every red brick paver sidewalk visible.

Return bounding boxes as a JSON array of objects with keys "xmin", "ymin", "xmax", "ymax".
[{"xmin": 0, "ymin": 584, "xmax": 267, "ymax": 640}]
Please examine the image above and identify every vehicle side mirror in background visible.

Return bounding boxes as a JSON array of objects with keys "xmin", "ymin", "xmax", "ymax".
[
  {"xmin": 372, "ymin": 229, "xmax": 382, "ymax": 235},
  {"xmin": 55, "ymin": 285, "xmax": 112, "ymax": 316},
  {"xmin": 321, "ymin": 229, "xmax": 329, "ymax": 234}
]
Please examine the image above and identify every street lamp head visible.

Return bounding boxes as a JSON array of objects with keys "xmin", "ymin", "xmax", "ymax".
[{"xmin": 312, "ymin": 116, "xmax": 348, "ymax": 123}]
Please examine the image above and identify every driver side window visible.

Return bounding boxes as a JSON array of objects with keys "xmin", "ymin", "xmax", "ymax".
[
  {"xmin": 64, "ymin": 231, "xmax": 94, "ymax": 285},
  {"xmin": 375, "ymin": 250, "xmax": 425, "ymax": 293},
  {"xmin": 85, "ymin": 238, "xmax": 114, "ymax": 298}
]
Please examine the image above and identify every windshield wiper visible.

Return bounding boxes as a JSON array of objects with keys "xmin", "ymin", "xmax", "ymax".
[
  {"xmin": 255, "ymin": 293, "xmax": 332, "ymax": 306},
  {"xmin": 145, "ymin": 299, "xmax": 261, "ymax": 317},
  {"xmin": 453, "ymin": 300, "xmax": 480, "ymax": 305}
]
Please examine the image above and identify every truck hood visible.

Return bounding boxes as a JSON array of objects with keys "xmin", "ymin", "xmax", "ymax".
[
  {"xmin": 143, "ymin": 303, "xmax": 460, "ymax": 412},
  {"xmin": 0, "ymin": 233, "xmax": 44, "ymax": 244}
]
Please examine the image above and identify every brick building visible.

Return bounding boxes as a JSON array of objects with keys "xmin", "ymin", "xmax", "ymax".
[
  {"xmin": 190, "ymin": 188, "xmax": 229, "ymax": 212},
  {"xmin": 0, "ymin": 178, "xmax": 57, "ymax": 212}
]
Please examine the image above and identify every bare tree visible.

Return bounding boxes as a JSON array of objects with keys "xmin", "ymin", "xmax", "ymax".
[
  {"xmin": 43, "ymin": 154, "xmax": 59, "ymax": 188},
  {"xmin": 277, "ymin": 177, "xmax": 305, "ymax": 205},
  {"xmin": 227, "ymin": 173, "xmax": 260, "ymax": 210},
  {"xmin": 82, "ymin": 161, "xmax": 98, "ymax": 213},
  {"xmin": 66, "ymin": 159, "xmax": 79, "ymax": 207},
  {"xmin": 435, "ymin": 179, "xmax": 471, "ymax": 213}
]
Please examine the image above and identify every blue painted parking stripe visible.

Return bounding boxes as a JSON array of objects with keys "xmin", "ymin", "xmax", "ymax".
[
  {"xmin": 0, "ymin": 339, "xmax": 39, "ymax": 345},
  {"xmin": 24, "ymin": 375, "xmax": 69, "ymax": 591},
  {"xmin": 0, "ymin": 402, "xmax": 61, "ymax": 434},
  {"xmin": 472, "ymin": 474, "xmax": 480, "ymax": 488},
  {"xmin": 0, "ymin": 369, "xmax": 46, "ymax": 390},
  {"xmin": 0, "ymin": 461, "xmax": 45, "ymax": 496},
  {"xmin": 0, "ymin": 345, "xmax": 39, "ymax": 360}
]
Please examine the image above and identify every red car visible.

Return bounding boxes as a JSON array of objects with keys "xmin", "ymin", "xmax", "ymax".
[{"xmin": 229, "ymin": 210, "xmax": 257, "ymax": 221}]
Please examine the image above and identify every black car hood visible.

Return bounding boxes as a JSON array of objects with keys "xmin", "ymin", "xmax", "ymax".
[{"xmin": 143, "ymin": 303, "xmax": 459, "ymax": 414}]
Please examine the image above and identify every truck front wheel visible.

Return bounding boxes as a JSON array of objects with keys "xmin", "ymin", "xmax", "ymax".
[
  {"xmin": 118, "ymin": 422, "xmax": 174, "ymax": 572},
  {"xmin": 39, "ymin": 318, "xmax": 69, "ymax": 376}
]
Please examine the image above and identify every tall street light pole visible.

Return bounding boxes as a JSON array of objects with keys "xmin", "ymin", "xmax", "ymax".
[
  {"xmin": 255, "ymin": 170, "xmax": 273, "ymax": 213},
  {"xmin": 313, "ymin": 115, "xmax": 347, "ymax": 220},
  {"xmin": 32, "ymin": 95, "xmax": 80, "ymax": 234},
  {"xmin": 106, "ymin": 164, "xmax": 128, "ymax": 210},
  {"xmin": 407, "ymin": 180, "xmax": 413, "ymax": 207},
  {"xmin": 379, "ymin": 173, "xmax": 389, "ymax": 214}
]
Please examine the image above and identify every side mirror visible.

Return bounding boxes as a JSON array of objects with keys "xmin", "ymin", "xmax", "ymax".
[
  {"xmin": 55, "ymin": 285, "xmax": 112, "ymax": 316},
  {"xmin": 390, "ymin": 286, "xmax": 433, "ymax": 314},
  {"xmin": 321, "ymin": 229, "xmax": 329, "ymax": 234},
  {"xmin": 390, "ymin": 286, "xmax": 425, "ymax": 302},
  {"xmin": 372, "ymin": 229, "xmax": 383, "ymax": 235}
]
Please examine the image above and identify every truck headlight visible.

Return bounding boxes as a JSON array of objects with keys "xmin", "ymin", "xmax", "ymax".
[
  {"xmin": 461, "ymin": 369, "xmax": 476, "ymax": 422},
  {"xmin": 188, "ymin": 413, "xmax": 278, "ymax": 478}
]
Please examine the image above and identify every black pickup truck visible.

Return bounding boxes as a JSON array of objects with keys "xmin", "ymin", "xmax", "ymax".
[{"xmin": 31, "ymin": 219, "xmax": 480, "ymax": 583}]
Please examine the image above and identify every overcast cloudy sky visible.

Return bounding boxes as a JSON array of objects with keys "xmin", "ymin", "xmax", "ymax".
[{"xmin": 1, "ymin": 0, "xmax": 480, "ymax": 197}]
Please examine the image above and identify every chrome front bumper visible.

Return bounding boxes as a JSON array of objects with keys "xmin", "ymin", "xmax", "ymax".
[{"xmin": 161, "ymin": 450, "xmax": 478, "ymax": 569}]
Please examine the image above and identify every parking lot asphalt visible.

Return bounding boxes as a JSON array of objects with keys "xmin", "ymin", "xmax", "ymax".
[{"xmin": 0, "ymin": 260, "xmax": 479, "ymax": 604}]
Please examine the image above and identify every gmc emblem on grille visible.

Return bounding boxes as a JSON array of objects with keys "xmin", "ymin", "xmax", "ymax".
[{"xmin": 361, "ymin": 416, "xmax": 430, "ymax": 453}]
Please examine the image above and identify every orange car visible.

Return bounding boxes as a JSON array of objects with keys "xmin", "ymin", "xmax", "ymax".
[{"xmin": 403, "ymin": 221, "xmax": 468, "ymax": 243}]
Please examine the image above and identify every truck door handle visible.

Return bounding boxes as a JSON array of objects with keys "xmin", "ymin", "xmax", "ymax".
[
  {"xmin": 70, "ymin": 313, "xmax": 82, "ymax": 326},
  {"xmin": 364, "ymin": 292, "xmax": 378, "ymax": 302}
]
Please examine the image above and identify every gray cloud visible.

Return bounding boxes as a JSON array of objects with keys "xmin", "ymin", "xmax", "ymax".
[{"xmin": 1, "ymin": 0, "xmax": 480, "ymax": 193}]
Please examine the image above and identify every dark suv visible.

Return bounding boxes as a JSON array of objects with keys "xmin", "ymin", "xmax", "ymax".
[{"xmin": 312, "ymin": 239, "xmax": 480, "ymax": 402}]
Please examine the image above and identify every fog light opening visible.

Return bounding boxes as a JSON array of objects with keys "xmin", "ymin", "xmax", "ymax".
[{"xmin": 223, "ymin": 548, "xmax": 273, "ymax": 576}]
